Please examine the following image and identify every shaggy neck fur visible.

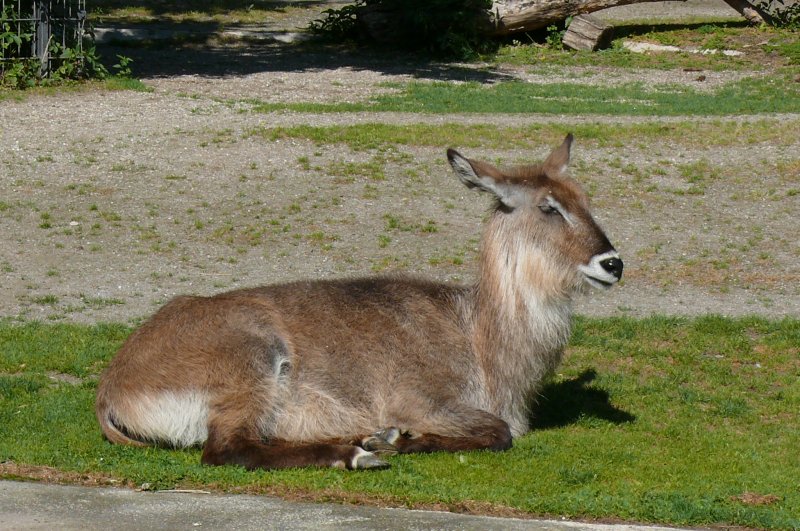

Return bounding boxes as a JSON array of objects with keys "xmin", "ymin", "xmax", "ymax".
[{"xmin": 470, "ymin": 211, "xmax": 578, "ymax": 436}]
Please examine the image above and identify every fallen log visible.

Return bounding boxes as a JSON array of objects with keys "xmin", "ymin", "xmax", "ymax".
[
  {"xmin": 488, "ymin": 0, "xmax": 681, "ymax": 35},
  {"xmin": 357, "ymin": 0, "xmax": 794, "ymax": 46},
  {"xmin": 358, "ymin": 0, "xmax": 684, "ymax": 43},
  {"xmin": 734, "ymin": 0, "xmax": 800, "ymax": 25}
]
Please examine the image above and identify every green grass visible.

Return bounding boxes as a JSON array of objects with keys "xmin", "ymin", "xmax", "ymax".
[
  {"xmin": 248, "ymin": 119, "xmax": 800, "ymax": 152},
  {"xmin": 1, "ymin": 316, "xmax": 798, "ymax": 528},
  {"xmin": 496, "ymin": 21, "xmax": 799, "ymax": 71},
  {"xmin": 767, "ymin": 38, "xmax": 800, "ymax": 65},
  {"xmin": 0, "ymin": 77, "xmax": 151, "ymax": 102},
  {"xmin": 245, "ymin": 74, "xmax": 800, "ymax": 116},
  {"xmin": 373, "ymin": 77, "xmax": 800, "ymax": 115}
]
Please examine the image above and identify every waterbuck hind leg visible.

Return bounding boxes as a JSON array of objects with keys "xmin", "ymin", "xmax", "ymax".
[
  {"xmin": 201, "ymin": 426, "xmax": 389, "ymax": 471},
  {"xmin": 363, "ymin": 410, "xmax": 512, "ymax": 455},
  {"xmin": 199, "ymin": 389, "xmax": 389, "ymax": 471}
]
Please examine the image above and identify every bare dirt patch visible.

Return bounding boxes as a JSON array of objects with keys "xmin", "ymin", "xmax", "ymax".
[{"xmin": 1, "ymin": 2, "xmax": 798, "ymax": 324}]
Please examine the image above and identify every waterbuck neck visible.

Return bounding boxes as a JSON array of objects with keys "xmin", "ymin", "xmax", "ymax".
[
  {"xmin": 469, "ymin": 212, "xmax": 576, "ymax": 433},
  {"xmin": 476, "ymin": 211, "xmax": 577, "ymax": 328}
]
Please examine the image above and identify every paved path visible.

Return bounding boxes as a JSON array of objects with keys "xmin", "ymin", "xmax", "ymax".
[{"xmin": 0, "ymin": 481, "xmax": 687, "ymax": 531}]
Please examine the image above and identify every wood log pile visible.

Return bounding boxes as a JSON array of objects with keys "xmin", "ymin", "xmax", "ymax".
[
  {"xmin": 488, "ymin": 0, "xmax": 668, "ymax": 36},
  {"xmin": 488, "ymin": 0, "xmax": 794, "ymax": 32},
  {"xmin": 357, "ymin": 0, "xmax": 796, "ymax": 47}
]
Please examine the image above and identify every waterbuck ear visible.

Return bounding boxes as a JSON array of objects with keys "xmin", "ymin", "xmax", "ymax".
[
  {"xmin": 542, "ymin": 133, "xmax": 574, "ymax": 176},
  {"xmin": 447, "ymin": 149, "xmax": 525, "ymax": 209}
]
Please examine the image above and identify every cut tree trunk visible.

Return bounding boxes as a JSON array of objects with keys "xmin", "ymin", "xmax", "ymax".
[
  {"xmin": 488, "ymin": 0, "xmax": 682, "ymax": 35},
  {"xmin": 562, "ymin": 14, "xmax": 614, "ymax": 51}
]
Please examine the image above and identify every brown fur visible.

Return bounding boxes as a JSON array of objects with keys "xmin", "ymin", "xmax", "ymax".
[{"xmin": 96, "ymin": 135, "xmax": 622, "ymax": 470}]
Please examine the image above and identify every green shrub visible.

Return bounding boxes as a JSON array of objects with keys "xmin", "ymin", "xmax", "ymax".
[
  {"xmin": 1, "ymin": 4, "xmax": 118, "ymax": 89},
  {"xmin": 757, "ymin": 0, "xmax": 800, "ymax": 27},
  {"xmin": 1, "ymin": 6, "xmax": 35, "ymax": 88},
  {"xmin": 310, "ymin": 0, "xmax": 495, "ymax": 58}
]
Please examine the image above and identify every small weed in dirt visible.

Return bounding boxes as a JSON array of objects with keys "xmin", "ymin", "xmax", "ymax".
[
  {"xmin": 31, "ymin": 295, "xmax": 59, "ymax": 305},
  {"xmin": 38, "ymin": 212, "xmax": 53, "ymax": 229}
]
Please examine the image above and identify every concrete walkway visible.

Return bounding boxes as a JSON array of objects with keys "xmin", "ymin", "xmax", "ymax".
[{"xmin": 0, "ymin": 481, "xmax": 688, "ymax": 531}]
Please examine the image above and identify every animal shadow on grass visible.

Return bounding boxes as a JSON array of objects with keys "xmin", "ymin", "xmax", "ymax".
[{"xmin": 531, "ymin": 369, "xmax": 635, "ymax": 430}]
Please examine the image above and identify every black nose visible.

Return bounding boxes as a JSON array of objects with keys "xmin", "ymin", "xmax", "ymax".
[{"xmin": 600, "ymin": 257, "xmax": 623, "ymax": 279}]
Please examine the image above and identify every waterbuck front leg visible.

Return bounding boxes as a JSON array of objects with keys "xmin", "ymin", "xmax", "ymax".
[
  {"xmin": 201, "ymin": 432, "xmax": 389, "ymax": 470},
  {"xmin": 201, "ymin": 421, "xmax": 389, "ymax": 471},
  {"xmin": 362, "ymin": 409, "xmax": 512, "ymax": 455}
]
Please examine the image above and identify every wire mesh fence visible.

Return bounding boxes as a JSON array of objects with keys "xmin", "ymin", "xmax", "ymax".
[{"xmin": 1, "ymin": 0, "xmax": 87, "ymax": 78}]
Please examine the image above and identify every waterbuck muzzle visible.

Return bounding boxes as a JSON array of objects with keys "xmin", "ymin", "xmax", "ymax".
[{"xmin": 579, "ymin": 250, "xmax": 623, "ymax": 289}]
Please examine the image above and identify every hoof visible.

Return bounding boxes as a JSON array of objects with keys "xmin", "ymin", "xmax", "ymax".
[
  {"xmin": 362, "ymin": 426, "xmax": 404, "ymax": 456},
  {"xmin": 361, "ymin": 435, "xmax": 398, "ymax": 456},
  {"xmin": 373, "ymin": 427, "xmax": 402, "ymax": 445},
  {"xmin": 352, "ymin": 449, "xmax": 391, "ymax": 470}
]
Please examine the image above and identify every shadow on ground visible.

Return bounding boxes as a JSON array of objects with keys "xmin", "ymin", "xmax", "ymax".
[
  {"xmin": 97, "ymin": 36, "xmax": 515, "ymax": 82},
  {"xmin": 93, "ymin": 0, "xmax": 334, "ymax": 16},
  {"xmin": 94, "ymin": 16, "xmax": 753, "ymax": 81},
  {"xmin": 531, "ymin": 369, "xmax": 636, "ymax": 430},
  {"xmin": 91, "ymin": 0, "xmax": 515, "ymax": 81}
]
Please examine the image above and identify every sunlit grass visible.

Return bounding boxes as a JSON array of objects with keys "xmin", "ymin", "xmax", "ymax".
[
  {"xmin": 244, "ymin": 74, "xmax": 800, "ymax": 116},
  {"xmin": 0, "ymin": 77, "xmax": 151, "ymax": 102},
  {"xmin": 246, "ymin": 119, "xmax": 800, "ymax": 151},
  {"xmin": 370, "ymin": 76, "xmax": 800, "ymax": 115},
  {"xmin": 494, "ymin": 20, "xmax": 799, "ymax": 71},
  {"xmin": 1, "ymin": 317, "xmax": 798, "ymax": 528}
]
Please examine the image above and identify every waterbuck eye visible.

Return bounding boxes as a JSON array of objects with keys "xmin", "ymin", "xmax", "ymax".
[{"xmin": 539, "ymin": 203, "xmax": 560, "ymax": 215}]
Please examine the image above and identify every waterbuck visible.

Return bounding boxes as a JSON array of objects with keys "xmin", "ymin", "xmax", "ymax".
[{"xmin": 96, "ymin": 134, "xmax": 623, "ymax": 470}]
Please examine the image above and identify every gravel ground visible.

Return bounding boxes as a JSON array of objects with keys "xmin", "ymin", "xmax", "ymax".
[{"xmin": 1, "ymin": 0, "xmax": 798, "ymax": 324}]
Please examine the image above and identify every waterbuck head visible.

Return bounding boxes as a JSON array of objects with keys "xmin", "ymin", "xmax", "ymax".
[{"xmin": 447, "ymin": 134, "xmax": 623, "ymax": 300}]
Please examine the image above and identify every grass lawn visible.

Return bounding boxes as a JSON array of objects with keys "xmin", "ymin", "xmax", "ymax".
[
  {"xmin": 248, "ymin": 119, "xmax": 800, "ymax": 152},
  {"xmin": 1, "ymin": 316, "xmax": 798, "ymax": 528},
  {"xmin": 242, "ymin": 74, "xmax": 800, "ymax": 116}
]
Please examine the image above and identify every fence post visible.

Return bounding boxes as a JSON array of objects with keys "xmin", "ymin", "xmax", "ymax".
[{"xmin": 33, "ymin": 0, "xmax": 50, "ymax": 75}]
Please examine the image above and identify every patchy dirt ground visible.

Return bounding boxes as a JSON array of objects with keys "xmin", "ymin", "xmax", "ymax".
[{"xmin": 1, "ymin": 1, "xmax": 798, "ymax": 324}]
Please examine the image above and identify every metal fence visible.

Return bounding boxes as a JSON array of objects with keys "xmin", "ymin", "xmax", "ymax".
[{"xmin": 1, "ymin": 0, "xmax": 86, "ymax": 77}]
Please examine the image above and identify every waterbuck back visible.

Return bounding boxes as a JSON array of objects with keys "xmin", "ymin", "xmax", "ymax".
[{"xmin": 96, "ymin": 134, "xmax": 623, "ymax": 470}]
